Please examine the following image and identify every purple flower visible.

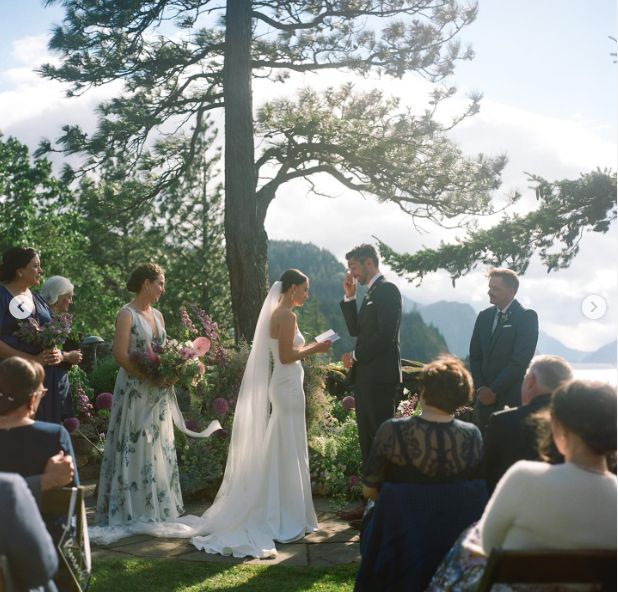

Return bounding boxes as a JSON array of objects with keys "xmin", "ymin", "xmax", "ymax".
[
  {"xmin": 180, "ymin": 306, "xmax": 198, "ymax": 335},
  {"xmin": 342, "ymin": 395, "xmax": 356, "ymax": 411},
  {"xmin": 96, "ymin": 392, "xmax": 113, "ymax": 410},
  {"xmin": 185, "ymin": 419, "xmax": 200, "ymax": 432},
  {"xmin": 215, "ymin": 427, "xmax": 229, "ymax": 440},
  {"xmin": 63, "ymin": 417, "xmax": 80, "ymax": 433},
  {"xmin": 348, "ymin": 475, "xmax": 360, "ymax": 489},
  {"xmin": 213, "ymin": 397, "xmax": 229, "ymax": 416}
]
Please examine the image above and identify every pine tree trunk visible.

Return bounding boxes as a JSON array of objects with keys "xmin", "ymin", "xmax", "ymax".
[{"xmin": 223, "ymin": 0, "xmax": 268, "ymax": 342}]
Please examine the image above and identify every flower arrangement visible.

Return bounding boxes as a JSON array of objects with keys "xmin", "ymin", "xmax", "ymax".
[
  {"xmin": 396, "ymin": 392, "xmax": 421, "ymax": 417},
  {"xmin": 180, "ymin": 305, "xmax": 227, "ymax": 366},
  {"xmin": 130, "ymin": 336, "xmax": 210, "ymax": 388},
  {"xmin": 15, "ymin": 313, "xmax": 72, "ymax": 349}
]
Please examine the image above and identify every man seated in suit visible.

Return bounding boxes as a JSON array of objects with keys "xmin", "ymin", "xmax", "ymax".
[
  {"xmin": 469, "ymin": 268, "xmax": 539, "ymax": 433},
  {"xmin": 484, "ymin": 355, "xmax": 573, "ymax": 493}
]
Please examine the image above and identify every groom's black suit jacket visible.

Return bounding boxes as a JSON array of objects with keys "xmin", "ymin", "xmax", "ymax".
[
  {"xmin": 340, "ymin": 276, "xmax": 402, "ymax": 386},
  {"xmin": 469, "ymin": 299, "xmax": 538, "ymax": 409}
]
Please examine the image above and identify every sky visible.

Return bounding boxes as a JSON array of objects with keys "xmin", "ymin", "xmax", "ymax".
[{"xmin": 0, "ymin": 0, "xmax": 616, "ymax": 353}]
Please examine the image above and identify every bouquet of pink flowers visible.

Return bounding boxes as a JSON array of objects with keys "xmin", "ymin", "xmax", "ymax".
[
  {"xmin": 130, "ymin": 336, "xmax": 210, "ymax": 388},
  {"xmin": 15, "ymin": 313, "xmax": 72, "ymax": 350}
]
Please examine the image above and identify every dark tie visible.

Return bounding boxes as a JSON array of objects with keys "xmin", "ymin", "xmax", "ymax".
[{"xmin": 493, "ymin": 310, "xmax": 505, "ymax": 334}]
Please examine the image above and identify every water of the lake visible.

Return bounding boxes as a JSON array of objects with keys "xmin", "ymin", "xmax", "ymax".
[{"xmin": 571, "ymin": 365, "xmax": 617, "ymax": 386}]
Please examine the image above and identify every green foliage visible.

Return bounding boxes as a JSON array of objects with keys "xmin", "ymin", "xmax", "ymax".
[
  {"xmin": 400, "ymin": 310, "xmax": 449, "ymax": 363},
  {"xmin": 256, "ymin": 85, "xmax": 507, "ymax": 221},
  {"xmin": 379, "ymin": 170, "xmax": 618, "ymax": 283},
  {"xmin": 303, "ymin": 361, "xmax": 332, "ymax": 435},
  {"xmin": 309, "ymin": 411, "xmax": 363, "ymax": 505},
  {"xmin": 68, "ymin": 365, "xmax": 94, "ymax": 403},
  {"xmin": 88, "ymin": 357, "xmax": 119, "ymax": 394}
]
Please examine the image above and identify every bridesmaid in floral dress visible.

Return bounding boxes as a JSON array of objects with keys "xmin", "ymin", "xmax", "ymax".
[{"xmin": 92, "ymin": 263, "xmax": 185, "ymax": 542}]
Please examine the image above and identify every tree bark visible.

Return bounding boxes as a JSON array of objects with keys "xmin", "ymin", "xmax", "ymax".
[{"xmin": 223, "ymin": 0, "xmax": 268, "ymax": 342}]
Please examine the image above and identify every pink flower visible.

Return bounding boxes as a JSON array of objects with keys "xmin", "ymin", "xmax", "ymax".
[
  {"xmin": 179, "ymin": 346, "xmax": 196, "ymax": 360},
  {"xmin": 348, "ymin": 475, "xmax": 360, "ymax": 489},
  {"xmin": 213, "ymin": 397, "xmax": 229, "ymax": 416},
  {"xmin": 63, "ymin": 417, "xmax": 80, "ymax": 433},
  {"xmin": 96, "ymin": 392, "xmax": 113, "ymax": 410},
  {"xmin": 342, "ymin": 395, "xmax": 355, "ymax": 411},
  {"xmin": 145, "ymin": 349, "xmax": 161, "ymax": 364},
  {"xmin": 192, "ymin": 336, "xmax": 211, "ymax": 356},
  {"xmin": 197, "ymin": 361, "xmax": 206, "ymax": 375}
]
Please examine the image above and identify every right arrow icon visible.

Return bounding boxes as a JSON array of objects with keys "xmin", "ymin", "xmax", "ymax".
[{"xmin": 581, "ymin": 295, "xmax": 607, "ymax": 321}]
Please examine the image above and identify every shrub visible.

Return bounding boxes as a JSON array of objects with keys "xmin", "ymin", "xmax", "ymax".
[
  {"xmin": 304, "ymin": 361, "xmax": 332, "ymax": 434},
  {"xmin": 88, "ymin": 356, "xmax": 119, "ymax": 394},
  {"xmin": 309, "ymin": 412, "xmax": 362, "ymax": 504}
]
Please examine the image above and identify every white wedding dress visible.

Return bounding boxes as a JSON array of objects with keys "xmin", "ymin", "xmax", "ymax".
[{"xmin": 181, "ymin": 281, "xmax": 318, "ymax": 558}]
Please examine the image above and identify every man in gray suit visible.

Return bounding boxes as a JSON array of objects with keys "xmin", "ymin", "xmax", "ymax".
[{"xmin": 469, "ymin": 268, "xmax": 539, "ymax": 432}]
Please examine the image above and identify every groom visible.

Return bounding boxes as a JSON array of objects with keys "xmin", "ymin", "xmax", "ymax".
[{"xmin": 339, "ymin": 244, "xmax": 402, "ymax": 520}]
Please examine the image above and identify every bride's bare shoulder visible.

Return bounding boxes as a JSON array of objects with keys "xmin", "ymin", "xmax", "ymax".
[{"xmin": 270, "ymin": 306, "xmax": 296, "ymax": 337}]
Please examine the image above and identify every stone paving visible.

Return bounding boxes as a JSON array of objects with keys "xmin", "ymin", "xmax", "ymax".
[{"xmin": 84, "ymin": 482, "xmax": 361, "ymax": 567}]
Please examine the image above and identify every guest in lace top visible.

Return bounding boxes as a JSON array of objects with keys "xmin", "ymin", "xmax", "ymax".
[{"xmin": 363, "ymin": 355, "xmax": 482, "ymax": 500}]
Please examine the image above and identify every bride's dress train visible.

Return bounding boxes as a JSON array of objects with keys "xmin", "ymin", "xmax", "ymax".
[{"xmin": 180, "ymin": 282, "xmax": 318, "ymax": 558}]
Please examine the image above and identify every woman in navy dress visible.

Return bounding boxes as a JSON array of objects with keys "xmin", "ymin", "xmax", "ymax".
[
  {"xmin": 0, "ymin": 247, "xmax": 64, "ymax": 423},
  {"xmin": 41, "ymin": 276, "xmax": 83, "ymax": 419}
]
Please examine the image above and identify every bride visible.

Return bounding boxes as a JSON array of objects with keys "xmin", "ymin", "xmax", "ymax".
[{"xmin": 183, "ymin": 269, "xmax": 331, "ymax": 558}]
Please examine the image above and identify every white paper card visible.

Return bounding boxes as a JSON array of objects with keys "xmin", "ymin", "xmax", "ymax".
[{"xmin": 315, "ymin": 329, "xmax": 340, "ymax": 343}]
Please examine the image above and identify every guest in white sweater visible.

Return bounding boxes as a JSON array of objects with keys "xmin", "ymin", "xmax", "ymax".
[
  {"xmin": 480, "ymin": 378, "xmax": 616, "ymax": 553},
  {"xmin": 427, "ymin": 378, "xmax": 616, "ymax": 591}
]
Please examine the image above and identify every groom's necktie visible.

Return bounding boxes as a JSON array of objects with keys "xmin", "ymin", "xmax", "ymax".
[{"xmin": 492, "ymin": 310, "xmax": 505, "ymax": 334}]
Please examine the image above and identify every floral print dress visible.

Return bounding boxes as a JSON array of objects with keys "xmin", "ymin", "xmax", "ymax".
[{"xmin": 94, "ymin": 306, "xmax": 183, "ymax": 533}]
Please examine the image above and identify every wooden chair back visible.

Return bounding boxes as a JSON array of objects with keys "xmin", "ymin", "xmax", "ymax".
[
  {"xmin": 41, "ymin": 486, "xmax": 91, "ymax": 592},
  {"xmin": 477, "ymin": 548, "xmax": 617, "ymax": 592}
]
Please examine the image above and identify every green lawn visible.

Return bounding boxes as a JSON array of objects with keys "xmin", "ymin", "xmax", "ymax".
[{"xmin": 90, "ymin": 559, "xmax": 357, "ymax": 591}]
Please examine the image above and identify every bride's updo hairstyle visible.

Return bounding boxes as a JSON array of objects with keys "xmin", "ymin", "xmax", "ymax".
[
  {"xmin": 279, "ymin": 269, "xmax": 308, "ymax": 293},
  {"xmin": 0, "ymin": 357, "xmax": 45, "ymax": 415},
  {"xmin": 127, "ymin": 263, "xmax": 164, "ymax": 293},
  {"xmin": 551, "ymin": 379, "xmax": 617, "ymax": 456}
]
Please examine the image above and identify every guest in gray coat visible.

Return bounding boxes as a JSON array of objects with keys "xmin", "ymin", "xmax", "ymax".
[{"xmin": 0, "ymin": 472, "xmax": 58, "ymax": 592}]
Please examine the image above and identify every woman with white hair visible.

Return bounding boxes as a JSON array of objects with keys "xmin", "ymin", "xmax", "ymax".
[{"xmin": 40, "ymin": 276, "xmax": 82, "ymax": 419}]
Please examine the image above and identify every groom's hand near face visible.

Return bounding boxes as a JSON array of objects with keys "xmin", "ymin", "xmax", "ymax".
[{"xmin": 343, "ymin": 271, "xmax": 357, "ymax": 299}]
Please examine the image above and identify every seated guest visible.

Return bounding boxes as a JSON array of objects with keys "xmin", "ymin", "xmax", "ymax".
[
  {"xmin": 40, "ymin": 275, "xmax": 83, "ymax": 419},
  {"xmin": 362, "ymin": 355, "xmax": 482, "ymax": 498},
  {"xmin": 356, "ymin": 356, "xmax": 486, "ymax": 592},
  {"xmin": 0, "ymin": 357, "xmax": 79, "ymax": 541},
  {"xmin": 0, "ymin": 472, "xmax": 59, "ymax": 592},
  {"xmin": 428, "ymin": 379, "xmax": 617, "ymax": 591},
  {"xmin": 484, "ymin": 355, "xmax": 572, "ymax": 493},
  {"xmin": 24, "ymin": 451, "xmax": 76, "ymax": 505}
]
